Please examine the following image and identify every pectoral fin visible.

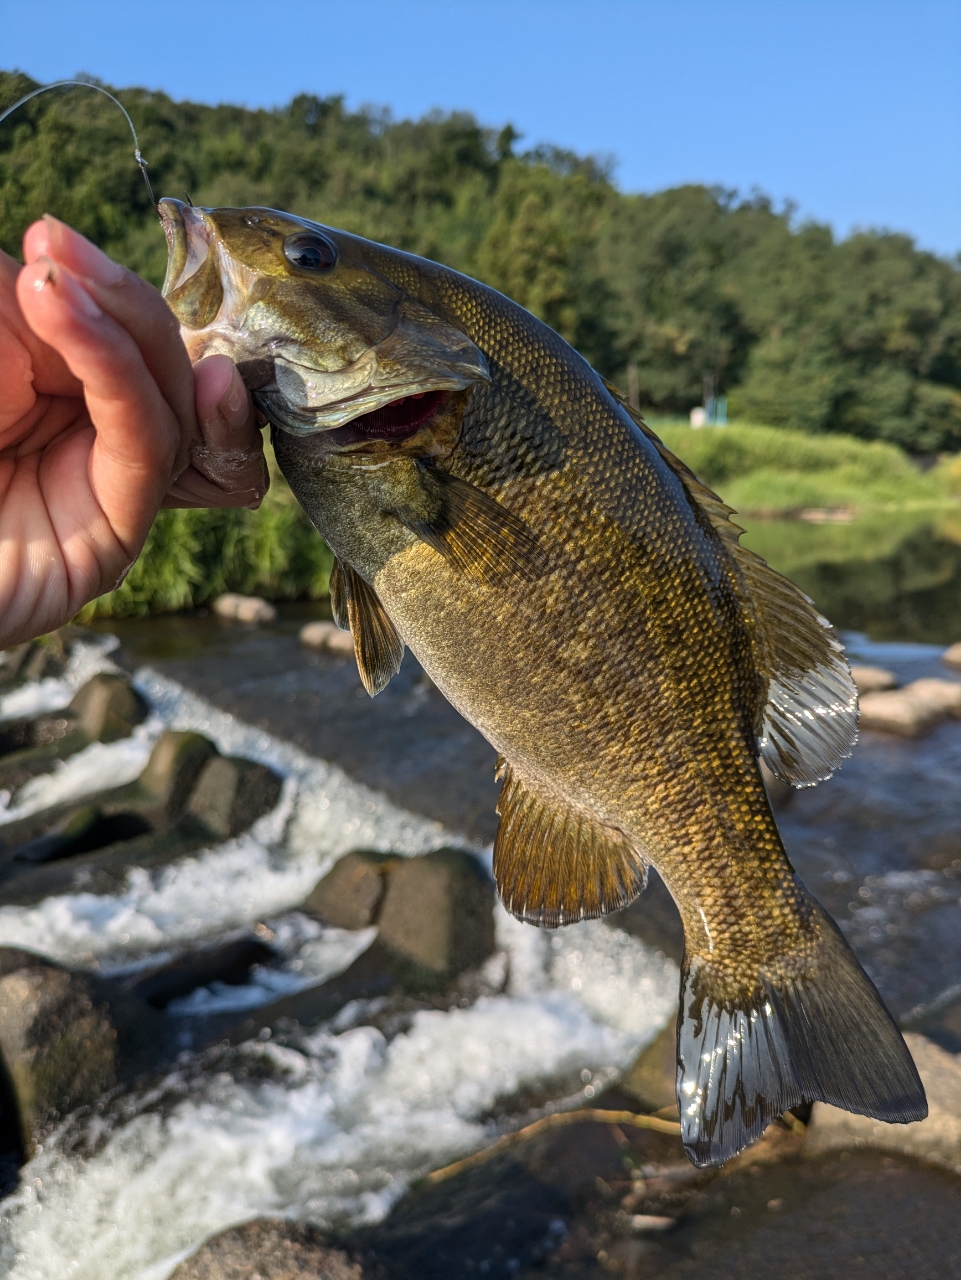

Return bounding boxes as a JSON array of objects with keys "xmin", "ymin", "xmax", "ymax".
[
  {"xmin": 396, "ymin": 464, "xmax": 545, "ymax": 586},
  {"xmin": 330, "ymin": 558, "xmax": 404, "ymax": 697},
  {"xmin": 494, "ymin": 758, "xmax": 648, "ymax": 927}
]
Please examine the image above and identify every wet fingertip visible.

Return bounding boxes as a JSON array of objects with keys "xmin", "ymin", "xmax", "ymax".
[{"xmin": 219, "ymin": 365, "xmax": 251, "ymax": 428}]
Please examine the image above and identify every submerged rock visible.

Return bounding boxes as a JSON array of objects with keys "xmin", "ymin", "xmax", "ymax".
[
  {"xmin": 168, "ymin": 1220, "xmax": 364, "ymax": 1279},
  {"xmin": 619, "ymin": 1019, "xmax": 677, "ymax": 1114}
]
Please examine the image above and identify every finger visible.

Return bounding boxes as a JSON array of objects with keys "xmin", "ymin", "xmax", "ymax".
[
  {"xmin": 16, "ymin": 256, "xmax": 179, "ymax": 551},
  {"xmin": 184, "ymin": 355, "xmax": 268, "ymax": 504},
  {"xmin": 25, "ymin": 217, "xmax": 199, "ymax": 472},
  {"xmin": 0, "ymin": 245, "xmax": 80, "ymax": 403}
]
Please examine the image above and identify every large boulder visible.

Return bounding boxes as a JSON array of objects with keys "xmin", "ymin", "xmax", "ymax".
[
  {"xmin": 67, "ymin": 673, "xmax": 148, "ymax": 742},
  {"xmin": 303, "ymin": 850, "xmax": 396, "ymax": 929},
  {"xmin": 375, "ymin": 849, "xmax": 496, "ymax": 978},
  {"xmin": 186, "ymin": 755, "xmax": 284, "ymax": 838},
  {"xmin": 0, "ymin": 949, "xmax": 116, "ymax": 1157},
  {"xmin": 857, "ymin": 690, "xmax": 947, "ymax": 737},
  {"xmin": 168, "ymin": 1220, "xmax": 364, "ymax": 1279}
]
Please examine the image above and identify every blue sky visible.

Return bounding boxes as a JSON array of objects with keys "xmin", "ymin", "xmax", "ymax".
[{"xmin": 2, "ymin": 0, "xmax": 959, "ymax": 256}]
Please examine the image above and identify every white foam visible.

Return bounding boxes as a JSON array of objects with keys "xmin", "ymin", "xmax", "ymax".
[
  {"xmin": 166, "ymin": 927, "xmax": 378, "ymax": 1016},
  {"xmin": 0, "ymin": 635, "xmax": 120, "ymax": 722},
  {"xmin": 0, "ymin": 669, "xmax": 465, "ymax": 968},
  {"xmin": 0, "ymin": 917, "xmax": 676, "ymax": 1280},
  {"xmin": 0, "ymin": 663, "xmax": 679, "ymax": 1280},
  {"xmin": 0, "ymin": 719, "xmax": 164, "ymax": 826}
]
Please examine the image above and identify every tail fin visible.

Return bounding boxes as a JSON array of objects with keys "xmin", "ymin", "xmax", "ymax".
[{"xmin": 677, "ymin": 891, "xmax": 927, "ymax": 1167}]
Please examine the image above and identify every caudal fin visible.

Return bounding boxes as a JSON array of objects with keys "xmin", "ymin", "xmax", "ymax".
[{"xmin": 677, "ymin": 891, "xmax": 927, "ymax": 1167}]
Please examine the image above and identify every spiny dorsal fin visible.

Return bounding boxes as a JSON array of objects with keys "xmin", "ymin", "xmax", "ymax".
[
  {"xmin": 494, "ymin": 757, "xmax": 648, "ymax": 927},
  {"xmin": 603, "ymin": 380, "xmax": 857, "ymax": 788},
  {"xmin": 400, "ymin": 464, "xmax": 545, "ymax": 587},
  {"xmin": 331, "ymin": 558, "xmax": 404, "ymax": 697}
]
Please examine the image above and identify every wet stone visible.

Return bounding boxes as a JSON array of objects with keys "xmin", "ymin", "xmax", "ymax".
[
  {"xmin": 139, "ymin": 730, "xmax": 219, "ymax": 819},
  {"xmin": 375, "ymin": 848, "xmax": 496, "ymax": 978},
  {"xmin": 67, "ymin": 672, "xmax": 148, "ymax": 742},
  {"xmin": 169, "ymin": 1220, "xmax": 366, "ymax": 1280},
  {"xmin": 302, "ymin": 850, "xmax": 396, "ymax": 929},
  {"xmin": 619, "ymin": 1019, "xmax": 678, "ymax": 1114},
  {"xmin": 0, "ymin": 643, "xmax": 32, "ymax": 689},
  {"xmin": 942, "ymin": 641, "xmax": 961, "ymax": 669},
  {"xmin": 0, "ymin": 948, "xmax": 116, "ymax": 1158},
  {"xmin": 806, "ymin": 1032, "xmax": 961, "ymax": 1171},
  {"xmin": 902, "ymin": 676, "xmax": 961, "ymax": 717},
  {"xmin": 123, "ymin": 937, "xmax": 277, "ymax": 1009},
  {"xmin": 185, "ymin": 755, "xmax": 284, "ymax": 838}
]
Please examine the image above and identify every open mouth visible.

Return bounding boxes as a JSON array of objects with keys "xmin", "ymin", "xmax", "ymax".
[{"xmin": 326, "ymin": 390, "xmax": 448, "ymax": 444}]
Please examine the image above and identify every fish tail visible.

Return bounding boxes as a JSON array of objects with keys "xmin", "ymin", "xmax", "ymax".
[{"xmin": 676, "ymin": 887, "xmax": 927, "ymax": 1167}]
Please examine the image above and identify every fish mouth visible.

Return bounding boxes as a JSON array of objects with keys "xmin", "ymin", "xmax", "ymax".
[{"xmin": 159, "ymin": 197, "xmax": 490, "ymax": 437}]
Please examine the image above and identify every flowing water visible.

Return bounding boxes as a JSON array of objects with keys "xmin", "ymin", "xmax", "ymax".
[{"xmin": 0, "ymin": 512, "xmax": 959, "ymax": 1278}]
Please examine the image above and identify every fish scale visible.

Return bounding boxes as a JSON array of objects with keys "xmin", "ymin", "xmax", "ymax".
[{"xmin": 159, "ymin": 197, "xmax": 926, "ymax": 1166}]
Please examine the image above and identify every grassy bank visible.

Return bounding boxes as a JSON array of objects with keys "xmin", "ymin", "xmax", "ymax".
[
  {"xmin": 77, "ymin": 421, "xmax": 960, "ymax": 619},
  {"xmin": 76, "ymin": 450, "xmax": 332, "ymax": 621},
  {"xmin": 653, "ymin": 419, "xmax": 953, "ymax": 517}
]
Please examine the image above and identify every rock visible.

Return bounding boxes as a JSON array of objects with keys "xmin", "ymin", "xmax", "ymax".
[
  {"xmin": 849, "ymin": 664, "xmax": 898, "ymax": 694},
  {"xmin": 857, "ymin": 690, "xmax": 947, "ymax": 737},
  {"xmin": 168, "ymin": 1220, "xmax": 364, "ymax": 1280},
  {"xmin": 376, "ymin": 849, "xmax": 496, "ymax": 978},
  {"xmin": 618, "ymin": 1019, "xmax": 677, "ymax": 1113},
  {"xmin": 0, "ymin": 949, "xmax": 116, "ymax": 1156},
  {"xmin": 186, "ymin": 755, "xmax": 284, "ymax": 838},
  {"xmin": 300, "ymin": 620, "xmax": 356, "ymax": 655},
  {"xmin": 902, "ymin": 677, "xmax": 961, "ymax": 717},
  {"xmin": 942, "ymin": 641, "xmax": 961, "ymax": 670},
  {"xmin": 139, "ymin": 731, "xmax": 219, "ymax": 819},
  {"xmin": 213, "ymin": 593, "xmax": 278, "ymax": 624},
  {"xmin": 67, "ymin": 673, "xmax": 148, "ymax": 742},
  {"xmin": 0, "ymin": 643, "xmax": 32, "ymax": 688},
  {"xmin": 806, "ymin": 1032, "xmax": 961, "ymax": 1170},
  {"xmin": 303, "ymin": 850, "xmax": 395, "ymax": 929}
]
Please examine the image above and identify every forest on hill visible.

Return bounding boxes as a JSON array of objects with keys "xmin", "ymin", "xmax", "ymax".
[{"xmin": 2, "ymin": 72, "xmax": 961, "ymax": 454}]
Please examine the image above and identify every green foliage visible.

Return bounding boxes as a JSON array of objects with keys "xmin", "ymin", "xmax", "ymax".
[
  {"xmin": 3, "ymin": 71, "xmax": 959, "ymax": 454},
  {"xmin": 75, "ymin": 450, "xmax": 332, "ymax": 619},
  {"xmin": 656, "ymin": 422, "xmax": 951, "ymax": 516}
]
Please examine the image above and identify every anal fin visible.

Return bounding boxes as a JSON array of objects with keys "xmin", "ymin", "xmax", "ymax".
[
  {"xmin": 494, "ymin": 758, "xmax": 647, "ymax": 928},
  {"xmin": 330, "ymin": 558, "xmax": 404, "ymax": 697}
]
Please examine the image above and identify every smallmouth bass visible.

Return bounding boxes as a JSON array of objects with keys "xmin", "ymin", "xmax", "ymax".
[{"xmin": 159, "ymin": 199, "xmax": 926, "ymax": 1166}]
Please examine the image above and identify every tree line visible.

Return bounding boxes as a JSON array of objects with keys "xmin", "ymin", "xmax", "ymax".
[{"xmin": 2, "ymin": 71, "xmax": 959, "ymax": 453}]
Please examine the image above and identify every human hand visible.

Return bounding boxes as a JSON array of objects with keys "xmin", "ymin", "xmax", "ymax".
[{"xmin": 0, "ymin": 217, "xmax": 268, "ymax": 648}]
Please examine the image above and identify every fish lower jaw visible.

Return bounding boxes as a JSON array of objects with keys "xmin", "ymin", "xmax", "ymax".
[{"xmin": 262, "ymin": 379, "xmax": 470, "ymax": 436}]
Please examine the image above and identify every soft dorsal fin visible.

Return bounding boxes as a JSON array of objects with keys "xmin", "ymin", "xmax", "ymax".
[
  {"xmin": 494, "ymin": 758, "xmax": 648, "ymax": 927},
  {"xmin": 603, "ymin": 379, "xmax": 857, "ymax": 788},
  {"xmin": 329, "ymin": 558, "xmax": 404, "ymax": 697},
  {"xmin": 395, "ymin": 464, "xmax": 545, "ymax": 587}
]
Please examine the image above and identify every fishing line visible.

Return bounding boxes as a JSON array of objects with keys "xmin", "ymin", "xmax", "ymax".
[{"xmin": 0, "ymin": 79, "xmax": 157, "ymax": 208}]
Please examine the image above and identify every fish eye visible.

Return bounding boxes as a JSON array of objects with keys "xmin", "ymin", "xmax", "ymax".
[{"xmin": 283, "ymin": 231, "xmax": 337, "ymax": 272}]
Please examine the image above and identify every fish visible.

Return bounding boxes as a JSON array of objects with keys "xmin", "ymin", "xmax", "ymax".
[{"xmin": 158, "ymin": 198, "xmax": 927, "ymax": 1166}]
